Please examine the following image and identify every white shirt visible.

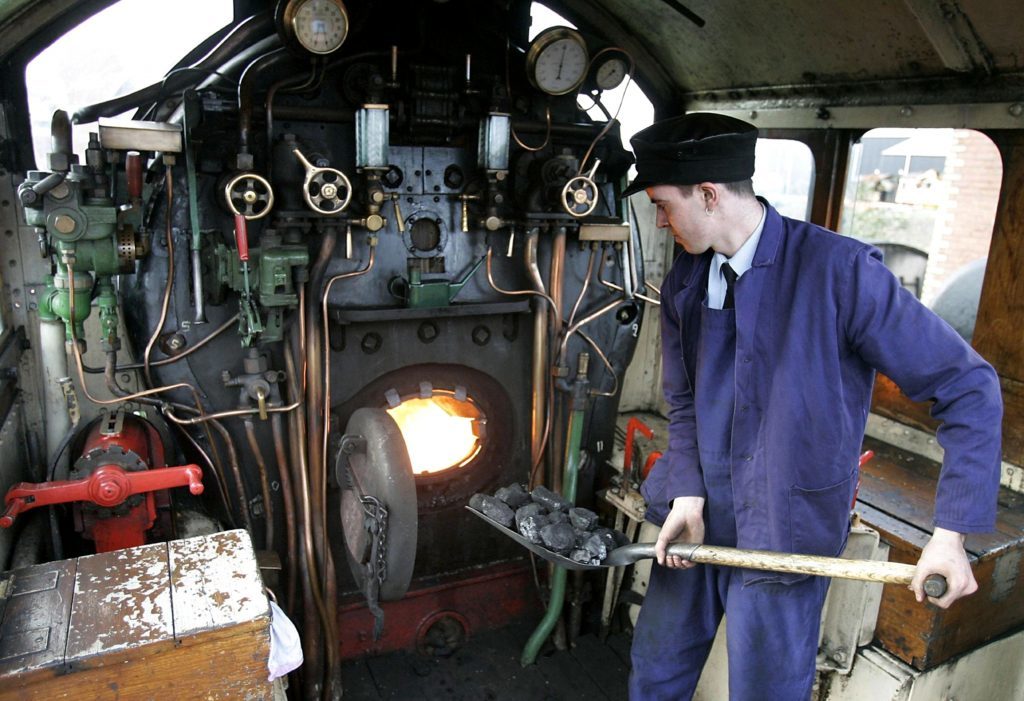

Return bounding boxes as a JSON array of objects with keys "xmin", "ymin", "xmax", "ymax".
[{"xmin": 707, "ymin": 204, "xmax": 766, "ymax": 310}]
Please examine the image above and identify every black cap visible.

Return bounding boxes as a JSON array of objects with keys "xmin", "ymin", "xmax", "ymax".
[{"xmin": 622, "ymin": 113, "xmax": 758, "ymax": 197}]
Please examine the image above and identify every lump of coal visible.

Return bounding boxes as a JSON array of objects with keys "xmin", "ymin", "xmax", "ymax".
[
  {"xmin": 590, "ymin": 528, "xmax": 619, "ymax": 553},
  {"xmin": 540, "ymin": 523, "xmax": 576, "ymax": 554},
  {"xmin": 495, "ymin": 483, "xmax": 531, "ymax": 509},
  {"xmin": 583, "ymin": 533, "xmax": 610, "ymax": 561},
  {"xmin": 518, "ymin": 513, "xmax": 550, "ymax": 544},
  {"xmin": 570, "ymin": 549, "xmax": 593, "ymax": 565},
  {"xmin": 531, "ymin": 485, "xmax": 569, "ymax": 513},
  {"xmin": 569, "ymin": 507, "xmax": 599, "ymax": 531},
  {"xmin": 547, "ymin": 510, "xmax": 568, "ymax": 525},
  {"xmin": 515, "ymin": 502, "xmax": 546, "ymax": 531},
  {"xmin": 469, "ymin": 493, "xmax": 514, "ymax": 528},
  {"xmin": 589, "ymin": 528, "xmax": 618, "ymax": 556}
]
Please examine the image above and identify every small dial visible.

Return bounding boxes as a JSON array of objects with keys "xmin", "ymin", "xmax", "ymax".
[
  {"xmin": 595, "ymin": 57, "xmax": 628, "ymax": 91},
  {"xmin": 527, "ymin": 27, "xmax": 589, "ymax": 96},
  {"xmin": 289, "ymin": 0, "xmax": 348, "ymax": 55}
]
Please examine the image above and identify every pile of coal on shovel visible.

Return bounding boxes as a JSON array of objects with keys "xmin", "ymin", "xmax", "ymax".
[{"xmin": 469, "ymin": 484, "xmax": 629, "ymax": 566}]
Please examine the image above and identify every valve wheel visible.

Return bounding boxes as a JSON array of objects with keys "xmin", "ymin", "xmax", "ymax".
[
  {"xmin": 304, "ymin": 167, "xmax": 352, "ymax": 215},
  {"xmin": 225, "ymin": 173, "xmax": 275, "ymax": 220},
  {"xmin": 561, "ymin": 175, "xmax": 599, "ymax": 218}
]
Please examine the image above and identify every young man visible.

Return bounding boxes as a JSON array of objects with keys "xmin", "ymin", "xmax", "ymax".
[{"xmin": 624, "ymin": 113, "xmax": 1002, "ymax": 700}]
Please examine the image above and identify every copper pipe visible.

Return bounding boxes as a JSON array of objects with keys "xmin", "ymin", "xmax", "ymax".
[
  {"xmin": 599, "ymin": 278, "xmax": 660, "ymax": 306},
  {"xmin": 284, "ymin": 332, "xmax": 335, "ymax": 689},
  {"xmin": 272, "ymin": 412, "xmax": 299, "ymax": 612},
  {"xmin": 578, "ymin": 330, "xmax": 620, "ymax": 398},
  {"xmin": 207, "ymin": 417, "xmax": 252, "ymax": 534},
  {"xmin": 525, "ymin": 231, "xmax": 548, "ymax": 481},
  {"xmin": 549, "ymin": 226, "xmax": 566, "ymax": 496},
  {"xmin": 557, "ymin": 297, "xmax": 624, "ymax": 365},
  {"xmin": 567, "ymin": 245, "xmax": 597, "ymax": 328},
  {"xmin": 143, "ymin": 166, "xmax": 176, "ymax": 388},
  {"xmin": 162, "ymin": 400, "xmax": 300, "ymax": 424},
  {"xmin": 244, "ymin": 417, "xmax": 274, "ymax": 550},
  {"xmin": 486, "ymin": 247, "xmax": 561, "ymax": 329},
  {"xmin": 320, "ymin": 243, "xmax": 376, "ymax": 512},
  {"xmin": 550, "ymin": 226, "xmax": 566, "ymax": 323}
]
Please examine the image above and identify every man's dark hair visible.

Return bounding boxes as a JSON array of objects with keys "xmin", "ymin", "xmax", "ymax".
[{"xmin": 720, "ymin": 179, "xmax": 755, "ymax": 197}]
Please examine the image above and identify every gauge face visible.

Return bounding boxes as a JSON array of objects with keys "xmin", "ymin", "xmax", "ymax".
[
  {"xmin": 595, "ymin": 57, "xmax": 628, "ymax": 91},
  {"xmin": 527, "ymin": 27, "xmax": 589, "ymax": 96},
  {"xmin": 289, "ymin": 0, "xmax": 349, "ymax": 55}
]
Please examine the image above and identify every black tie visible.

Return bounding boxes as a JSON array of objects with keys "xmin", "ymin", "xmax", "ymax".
[{"xmin": 721, "ymin": 263, "xmax": 738, "ymax": 310}]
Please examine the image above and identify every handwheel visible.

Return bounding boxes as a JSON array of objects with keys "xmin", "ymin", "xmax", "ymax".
[
  {"xmin": 561, "ymin": 174, "xmax": 599, "ymax": 217},
  {"xmin": 294, "ymin": 148, "xmax": 352, "ymax": 215},
  {"xmin": 224, "ymin": 172, "xmax": 274, "ymax": 220}
]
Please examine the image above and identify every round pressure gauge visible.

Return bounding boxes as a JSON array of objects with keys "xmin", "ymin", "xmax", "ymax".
[
  {"xmin": 526, "ymin": 27, "xmax": 590, "ymax": 96},
  {"xmin": 595, "ymin": 56, "xmax": 628, "ymax": 91},
  {"xmin": 282, "ymin": 0, "xmax": 349, "ymax": 55}
]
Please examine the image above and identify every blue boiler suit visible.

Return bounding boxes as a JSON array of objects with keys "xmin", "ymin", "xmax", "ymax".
[{"xmin": 630, "ymin": 202, "xmax": 1002, "ymax": 700}]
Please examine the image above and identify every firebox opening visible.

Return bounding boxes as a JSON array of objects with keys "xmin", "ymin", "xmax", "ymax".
[{"xmin": 386, "ymin": 393, "xmax": 485, "ymax": 476}]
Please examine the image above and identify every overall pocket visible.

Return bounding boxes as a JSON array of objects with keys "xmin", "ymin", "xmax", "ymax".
[{"xmin": 788, "ymin": 473, "xmax": 855, "ymax": 556}]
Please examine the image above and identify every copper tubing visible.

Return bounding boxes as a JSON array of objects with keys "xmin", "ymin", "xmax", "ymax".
[
  {"xmin": 83, "ymin": 313, "xmax": 241, "ymax": 374},
  {"xmin": 320, "ymin": 243, "xmax": 376, "ymax": 518},
  {"xmin": 162, "ymin": 400, "xmax": 300, "ymax": 425},
  {"xmin": 272, "ymin": 412, "xmax": 299, "ymax": 611},
  {"xmin": 525, "ymin": 231, "xmax": 548, "ymax": 481},
  {"xmin": 207, "ymin": 417, "xmax": 252, "ymax": 534},
  {"xmin": 550, "ymin": 226, "xmax": 566, "ymax": 324},
  {"xmin": 598, "ymin": 254, "xmax": 660, "ymax": 305},
  {"xmin": 578, "ymin": 330, "xmax": 620, "ymax": 398},
  {"xmin": 567, "ymin": 245, "xmax": 597, "ymax": 328},
  {"xmin": 244, "ymin": 417, "xmax": 274, "ymax": 550},
  {"xmin": 143, "ymin": 166, "xmax": 176, "ymax": 388},
  {"xmin": 557, "ymin": 296, "xmax": 624, "ymax": 365},
  {"xmin": 284, "ymin": 332, "xmax": 336, "ymax": 688},
  {"xmin": 486, "ymin": 247, "xmax": 561, "ymax": 329}
]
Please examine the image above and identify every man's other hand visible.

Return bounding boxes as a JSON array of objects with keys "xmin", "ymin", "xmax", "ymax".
[
  {"xmin": 911, "ymin": 526, "xmax": 978, "ymax": 608},
  {"xmin": 655, "ymin": 496, "xmax": 706, "ymax": 569}
]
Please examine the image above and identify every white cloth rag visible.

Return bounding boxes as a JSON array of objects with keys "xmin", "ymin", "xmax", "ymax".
[{"xmin": 267, "ymin": 600, "xmax": 304, "ymax": 682}]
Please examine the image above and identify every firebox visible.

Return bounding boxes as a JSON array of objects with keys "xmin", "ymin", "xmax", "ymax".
[{"xmin": 329, "ymin": 305, "xmax": 533, "ymax": 585}]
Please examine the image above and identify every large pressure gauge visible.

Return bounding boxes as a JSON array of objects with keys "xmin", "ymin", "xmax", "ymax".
[
  {"xmin": 526, "ymin": 27, "xmax": 589, "ymax": 96},
  {"xmin": 282, "ymin": 0, "xmax": 349, "ymax": 55}
]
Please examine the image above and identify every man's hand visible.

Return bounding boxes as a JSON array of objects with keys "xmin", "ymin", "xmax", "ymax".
[
  {"xmin": 655, "ymin": 496, "xmax": 706, "ymax": 568},
  {"xmin": 911, "ymin": 526, "xmax": 977, "ymax": 609}
]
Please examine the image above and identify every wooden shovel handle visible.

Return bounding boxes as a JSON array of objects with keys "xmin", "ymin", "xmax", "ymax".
[{"xmin": 661, "ymin": 543, "xmax": 948, "ymax": 597}]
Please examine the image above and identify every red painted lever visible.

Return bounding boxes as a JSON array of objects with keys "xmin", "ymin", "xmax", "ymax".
[
  {"xmin": 642, "ymin": 451, "xmax": 663, "ymax": 480},
  {"xmin": 234, "ymin": 213, "xmax": 249, "ymax": 262},
  {"xmin": 623, "ymin": 417, "xmax": 655, "ymax": 486},
  {"xmin": 0, "ymin": 464, "xmax": 203, "ymax": 528}
]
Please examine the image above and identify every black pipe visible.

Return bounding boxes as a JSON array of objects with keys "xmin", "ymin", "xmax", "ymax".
[{"xmin": 72, "ymin": 13, "xmax": 275, "ymax": 124}]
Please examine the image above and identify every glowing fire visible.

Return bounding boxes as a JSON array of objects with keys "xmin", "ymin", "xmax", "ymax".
[{"xmin": 387, "ymin": 396, "xmax": 482, "ymax": 475}]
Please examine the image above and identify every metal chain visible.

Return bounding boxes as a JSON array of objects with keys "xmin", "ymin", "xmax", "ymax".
[{"xmin": 362, "ymin": 494, "xmax": 389, "ymax": 585}]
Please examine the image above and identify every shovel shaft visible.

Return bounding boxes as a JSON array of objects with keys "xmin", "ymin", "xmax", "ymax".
[{"xmin": 621, "ymin": 543, "xmax": 947, "ymax": 597}]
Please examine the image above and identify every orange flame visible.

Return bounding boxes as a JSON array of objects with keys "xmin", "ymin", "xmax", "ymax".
[{"xmin": 387, "ymin": 396, "xmax": 482, "ymax": 475}]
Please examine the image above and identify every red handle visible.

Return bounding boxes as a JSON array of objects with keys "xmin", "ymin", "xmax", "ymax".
[
  {"xmin": 234, "ymin": 213, "xmax": 249, "ymax": 262},
  {"xmin": 623, "ymin": 417, "xmax": 655, "ymax": 485},
  {"xmin": 642, "ymin": 451, "xmax": 663, "ymax": 480},
  {"xmin": 0, "ymin": 464, "xmax": 203, "ymax": 528},
  {"xmin": 126, "ymin": 151, "xmax": 143, "ymax": 200}
]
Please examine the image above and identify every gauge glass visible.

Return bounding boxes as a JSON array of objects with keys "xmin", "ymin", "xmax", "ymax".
[
  {"xmin": 595, "ymin": 57, "xmax": 628, "ymax": 91},
  {"xmin": 291, "ymin": 0, "xmax": 348, "ymax": 55},
  {"xmin": 528, "ymin": 28, "xmax": 589, "ymax": 96}
]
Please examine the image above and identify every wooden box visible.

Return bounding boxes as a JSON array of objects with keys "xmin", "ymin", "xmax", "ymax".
[
  {"xmin": 0, "ymin": 530, "xmax": 274, "ymax": 700},
  {"xmin": 856, "ymin": 436, "xmax": 1024, "ymax": 670}
]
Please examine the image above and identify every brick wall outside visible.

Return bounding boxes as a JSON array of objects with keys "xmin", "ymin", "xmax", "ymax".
[{"xmin": 921, "ymin": 130, "xmax": 1002, "ymax": 306}]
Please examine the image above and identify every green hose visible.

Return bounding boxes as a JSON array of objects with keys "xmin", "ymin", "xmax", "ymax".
[{"xmin": 520, "ymin": 404, "xmax": 585, "ymax": 666}]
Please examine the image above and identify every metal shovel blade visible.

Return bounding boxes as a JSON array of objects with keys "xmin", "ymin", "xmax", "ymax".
[{"xmin": 466, "ymin": 506, "xmax": 607, "ymax": 571}]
